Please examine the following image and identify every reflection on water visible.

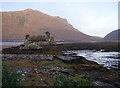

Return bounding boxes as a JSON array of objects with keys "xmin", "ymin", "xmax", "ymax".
[{"xmin": 66, "ymin": 50, "xmax": 120, "ymax": 69}]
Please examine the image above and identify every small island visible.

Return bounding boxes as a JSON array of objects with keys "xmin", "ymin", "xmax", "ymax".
[{"xmin": 21, "ymin": 31, "xmax": 56, "ymax": 50}]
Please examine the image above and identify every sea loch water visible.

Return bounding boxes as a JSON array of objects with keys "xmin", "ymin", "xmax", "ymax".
[
  {"xmin": 0, "ymin": 42, "xmax": 24, "ymax": 49},
  {"xmin": 66, "ymin": 50, "xmax": 120, "ymax": 69}
]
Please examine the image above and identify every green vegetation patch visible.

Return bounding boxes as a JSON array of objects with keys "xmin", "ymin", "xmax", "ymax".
[
  {"xmin": 2, "ymin": 65, "xmax": 21, "ymax": 87},
  {"xmin": 52, "ymin": 74, "xmax": 96, "ymax": 88}
]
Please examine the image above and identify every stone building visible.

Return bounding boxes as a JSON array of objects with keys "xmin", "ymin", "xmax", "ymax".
[{"xmin": 21, "ymin": 32, "xmax": 55, "ymax": 49}]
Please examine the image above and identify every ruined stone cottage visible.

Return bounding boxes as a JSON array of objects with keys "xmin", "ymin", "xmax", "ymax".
[{"xmin": 20, "ymin": 31, "xmax": 56, "ymax": 49}]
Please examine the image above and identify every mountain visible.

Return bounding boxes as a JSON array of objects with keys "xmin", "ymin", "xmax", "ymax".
[
  {"xmin": 1, "ymin": 9, "xmax": 100, "ymax": 42},
  {"xmin": 104, "ymin": 29, "xmax": 120, "ymax": 41}
]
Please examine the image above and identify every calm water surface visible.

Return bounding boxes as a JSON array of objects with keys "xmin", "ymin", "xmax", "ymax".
[
  {"xmin": 0, "ymin": 42, "xmax": 24, "ymax": 49},
  {"xmin": 0, "ymin": 42, "xmax": 24, "ymax": 46}
]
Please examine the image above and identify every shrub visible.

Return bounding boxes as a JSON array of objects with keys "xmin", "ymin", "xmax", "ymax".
[
  {"xmin": 52, "ymin": 74, "xmax": 95, "ymax": 88},
  {"xmin": 2, "ymin": 65, "xmax": 21, "ymax": 87}
]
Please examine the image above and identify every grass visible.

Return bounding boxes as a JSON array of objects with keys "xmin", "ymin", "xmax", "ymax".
[
  {"xmin": 2, "ymin": 54, "xmax": 119, "ymax": 87},
  {"xmin": 52, "ymin": 74, "xmax": 96, "ymax": 88},
  {"xmin": 2, "ymin": 58, "xmax": 96, "ymax": 86},
  {"xmin": 2, "ymin": 65, "xmax": 21, "ymax": 87}
]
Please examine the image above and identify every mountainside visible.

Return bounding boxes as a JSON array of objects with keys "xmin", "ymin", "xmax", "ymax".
[
  {"xmin": 2, "ymin": 9, "xmax": 100, "ymax": 42},
  {"xmin": 104, "ymin": 29, "xmax": 120, "ymax": 41}
]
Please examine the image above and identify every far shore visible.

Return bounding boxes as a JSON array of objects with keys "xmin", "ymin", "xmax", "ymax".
[{"xmin": 2, "ymin": 41, "xmax": 119, "ymax": 54}]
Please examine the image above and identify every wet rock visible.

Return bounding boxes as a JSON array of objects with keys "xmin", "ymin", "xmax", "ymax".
[
  {"xmin": 35, "ymin": 66, "xmax": 66, "ymax": 75},
  {"xmin": 2, "ymin": 54, "xmax": 86, "ymax": 63},
  {"xmin": 34, "ymin": 68, "xmax": 38, "ymax": 71},
  {"xmin": 2, "ymin": 54, "xmax": 54, "ymax": 61},
  {"xmin": 17, "ymin": 70, "xmax": 22, "ymax": 74},
  {"xmin": 93, "ymin": 81, "xmax": 117, "ymax": 88},
  {"xmin": 24, "ymin": 71, "xmax": 27, "ymax": 74},
  {"xmin": 54, "ymin": 55, "xmax": 86, "ymax": 63},
  {"xmin": 63, "ymin": 51, "xmax": 77, "ymax": 56},
  {"xmin": 22, "ymin": 73, "xmax": 25, "ymax": 76},
  {"xmin": 40, "ymin": 78, "xmax": 43, "ymax": 81},
  {"xmin": 59, "ymin": 69, "xmax": 70, "ymax": 75}
]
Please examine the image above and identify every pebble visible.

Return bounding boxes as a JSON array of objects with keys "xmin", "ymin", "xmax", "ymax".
[
  {"xmin": 22, "ymin": 73, "xmax": 25, "ymax": 76},
  {"xmin": 40, "ymin": 78, "xmax": 43, "ymax": 81},
  {"xmin": 34, "ymin": 68, "xmax": 38, "ymax": 71}
]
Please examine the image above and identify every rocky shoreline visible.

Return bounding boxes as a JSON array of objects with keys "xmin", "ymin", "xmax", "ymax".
[
  {"xmin": 2, "ymin": 42, "xmax": 120, "ymax": 87},
  {"xmin": 2, "ymin": 54, "xmax": 93, "ymax": 63},
  {"xmin": 2, "ymin": 53, "xmax": 120, "ymax": 87}
]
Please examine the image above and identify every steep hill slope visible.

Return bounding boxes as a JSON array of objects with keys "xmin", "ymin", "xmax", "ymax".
[
  {"xmin": 2, "ymin": 9, "xmax": 100, "ymax": 42},
  {"xmin": 104, "ymin": 29, "xmax": 120, "ymax": 41}
]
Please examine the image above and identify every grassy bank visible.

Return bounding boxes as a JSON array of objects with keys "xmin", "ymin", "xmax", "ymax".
[
  {"xmin": 2, "ymin": 56, "xmax": 119, "ymax": 87},
  {"xmin": 2, "ymin": 42, "xmax": 120, "ymax": 87}
]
